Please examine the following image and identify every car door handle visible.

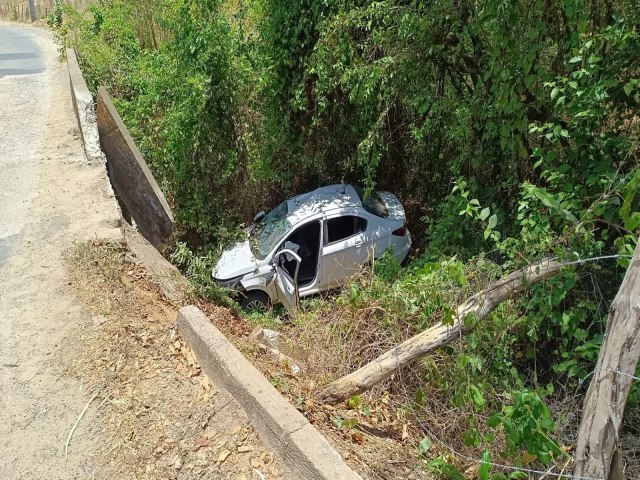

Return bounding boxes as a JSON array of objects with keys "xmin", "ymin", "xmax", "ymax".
[{"xmin": 355, "ymin": 239, "xmax": 364, "ymax": 247}]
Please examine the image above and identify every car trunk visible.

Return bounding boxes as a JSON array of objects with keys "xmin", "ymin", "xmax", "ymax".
[{"xmin": 377, "ymin": 191, "xmax": 406, "ymax": 222}]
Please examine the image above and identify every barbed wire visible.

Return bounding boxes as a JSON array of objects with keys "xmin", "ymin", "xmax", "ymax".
[
  {"xmin": 365, "ymin": 248, "xmax": 640, "ymax": 477},
  {"xmin": 398, "ymin": 356, "xmax": 640, "ymax": 480},
  {"xmin": 562, "ymin": 253, "xmax": 635, "ymax": 267},
  {"xmin": 579, "ymin": 367, "xmax": 640, "ymax": 387},
  {"xmin": 415, "ymin": 417, "xmax": 595, "ymax": 480}
]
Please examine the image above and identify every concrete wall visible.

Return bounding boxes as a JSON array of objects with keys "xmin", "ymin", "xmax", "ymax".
[{"xmin": 96, "ymin": 87, "xmax": 175, "ymax": 251}]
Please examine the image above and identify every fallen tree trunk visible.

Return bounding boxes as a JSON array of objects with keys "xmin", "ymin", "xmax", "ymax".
[
  {"xmin": 316, "ymin": 258, "xmax": 564, "ymax": 404},
  {"xmin": 573, "ymin": 240, "xmax": 640, "ymax": 480}
]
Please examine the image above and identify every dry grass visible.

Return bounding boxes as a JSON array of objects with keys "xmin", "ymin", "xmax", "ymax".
[
  {"xmin": 215, "ymin": 265, "xmax": 640, "ymax": 480},
  {"xmin": 60, "ymin": 240, "xmax": 284, "ymax": 480},
  {"xmin": 60, "ymin": 240, "xmax": 640, "ymax": 480}
]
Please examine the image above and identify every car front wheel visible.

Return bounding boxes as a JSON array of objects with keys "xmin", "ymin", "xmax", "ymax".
[{"xmin": 240, "ymin": 290, "xmax": 270, "ymax": 312}]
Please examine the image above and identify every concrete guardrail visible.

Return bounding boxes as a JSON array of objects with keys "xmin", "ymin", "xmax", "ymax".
[
  {"xmin": 96, "ymin": 87, "xmax": 175, "ymax": 251},
  {"xmin": 177, "ymin": 305, "xmax": 362, "ymax": 480},
  {"xmin": 66, "ymin": 48, "xmax": 105, "ymax": 165}
]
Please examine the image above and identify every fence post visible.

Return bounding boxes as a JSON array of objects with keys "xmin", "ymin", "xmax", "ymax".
[{"xmin": 574, "ymin": 239, "xmax": 640, "ymax": 480}]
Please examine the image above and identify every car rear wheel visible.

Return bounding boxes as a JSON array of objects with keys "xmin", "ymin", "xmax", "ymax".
[{"xmin": 240, "ymin": 290, "xmax": 270, "ymax": 312}]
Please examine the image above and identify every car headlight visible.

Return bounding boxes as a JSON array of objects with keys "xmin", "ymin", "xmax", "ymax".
[{"xmin": 215, "ymin": 275, "xmax": 243, "ymax": 289}]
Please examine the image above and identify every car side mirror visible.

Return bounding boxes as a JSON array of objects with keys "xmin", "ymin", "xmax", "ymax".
[{"xmin": 254, "ymin": 211, "xmax": 266, "ymax": 223}]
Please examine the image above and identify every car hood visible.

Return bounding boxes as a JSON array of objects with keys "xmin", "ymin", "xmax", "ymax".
[{"xmin": 213, "ymin": 240, "xmax": 259, "ymax": 279}]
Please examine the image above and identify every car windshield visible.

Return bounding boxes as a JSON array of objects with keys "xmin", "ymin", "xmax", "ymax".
[
  {"xmin": 250, "ymin": 201, "xmax": 292, "ymax": 259},
  {"xmin": 353, "ymin": 186, "xmax": 389, "ymax": 218}
]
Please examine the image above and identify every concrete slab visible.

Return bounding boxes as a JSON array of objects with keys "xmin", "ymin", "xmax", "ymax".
[{"xmin": 177, "ymin": 305, "xmax": 362, "ymax": 480}]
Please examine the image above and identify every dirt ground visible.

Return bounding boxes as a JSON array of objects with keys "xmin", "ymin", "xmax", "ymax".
[
  {"xmin": 62, "ymin": 240, "xmax": 285, "ymax": 480},
  {"xmin": 0, "ymin": 21, "xmax": 122, "ymax": 479}
]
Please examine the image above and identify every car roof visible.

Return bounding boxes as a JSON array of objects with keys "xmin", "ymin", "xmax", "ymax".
[{"xmin": 286, "ymin": 184, "xmax": 361, "ymax": 225}]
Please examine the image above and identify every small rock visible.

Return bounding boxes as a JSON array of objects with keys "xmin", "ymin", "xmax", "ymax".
[
  {"xmin": 173, "ymin": 455, "xmax": 183, "ymax": 470},
  {"xmin": 260, "ymin": 452, "xmax": 272, "ymax": 464},
  {"xmin": 237, "ymin": 445, "xmax": 253, "ymax": 453},
  {"xmin": 217, "ymin": 449, "xmax": 231, "ymax": 464}
]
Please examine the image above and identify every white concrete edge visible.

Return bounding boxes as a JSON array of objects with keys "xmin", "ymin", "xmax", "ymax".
[
  {"xmin": 66, "ymin": 48, "xmax": 106, "ymax": 165},
  {"xmin": 177, "ymin": 305, "xmax": 362, "ymax": 480}
]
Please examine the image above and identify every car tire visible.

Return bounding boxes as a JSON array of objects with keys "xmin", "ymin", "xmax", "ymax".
[{"xmin": 240, "ymin": 290, "xmax": 270, "ymax": 312}]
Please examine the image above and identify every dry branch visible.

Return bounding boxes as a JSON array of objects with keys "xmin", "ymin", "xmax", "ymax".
[
  {"xmin": 573, "ymin": 239, "xmax": 640, "ymax": 480},
  {"xmin": 65, "ymin": 391, "xmax": 100, "ymax": 459},
  {"xmin": 316, "ymin": 258, "xmax": 564, "ymax": 404}
]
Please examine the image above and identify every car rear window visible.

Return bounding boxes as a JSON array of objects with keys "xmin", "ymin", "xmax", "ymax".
[
  {"xmin": 327, "ymin": 216, "xmax": 367, "ymax": 244},
  {"xmin": 354, "ymin": 186, "xmax": 389, "ymax": 218}
]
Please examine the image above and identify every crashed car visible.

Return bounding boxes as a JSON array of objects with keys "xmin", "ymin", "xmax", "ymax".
[{"xmin": 212, "ymin": 184, "xmax": 411, "ymax": 311}]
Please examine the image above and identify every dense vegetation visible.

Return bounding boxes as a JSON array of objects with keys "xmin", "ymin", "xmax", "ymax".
[{"xmin": 53, "ymin": 0, "xmax": 639, "ymax": 477}]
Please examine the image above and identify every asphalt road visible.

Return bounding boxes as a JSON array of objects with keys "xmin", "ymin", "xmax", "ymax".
[
  {"xmin": 0, "ymin": 23, "xmax": 46, "ymax": 267},
  {"xmin": 0, "ymin": 24, "xmax": 45, "ymax": 77}
]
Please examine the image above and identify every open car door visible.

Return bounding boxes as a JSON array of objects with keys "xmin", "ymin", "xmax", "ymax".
[{"xmin": 273, "ymin": 249, "xmax": 301, "ymax": 311}]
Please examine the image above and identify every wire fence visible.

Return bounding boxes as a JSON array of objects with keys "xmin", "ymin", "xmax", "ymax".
[
  {"xmin": 400, "ymin": 365, "xmax": 640, "ymax": 480},
  {"xmin": 395, "ymin": 251, "xmax": 639, "ymax": 480}
]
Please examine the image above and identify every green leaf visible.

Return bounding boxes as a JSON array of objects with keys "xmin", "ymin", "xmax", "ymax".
[
  {"xmin": 621, "ymin": 169, "xmax": 640, "ymax": 229},
  {"xmin": 443, "ymin": 464, "xmax": 465, "ymax": 480},
  {"xmin": 487, "ymin": 214, "xmax": 498, "ymax": 230},
  {"xmin": 569, "ymin": 56, "xmax": 582, "ymax": 63},
  {"xmin": 479, "ymin": 207, "xmax": 490, "ymax": 221},
  {"xmin": 464, "ymin": 428, "xmax": 480, "ymax": 447},
  {"xmin": 418, "ymin": 436, "xmax": 432, "ymax": 455},
  {"xmin": 479, "ymin": 450, "xmax": 491, "ymax": 480},
  {"xmin": 331, "ymin": 415, "xmax": 344, "ymax": 429},
  {"xmin": 346, "ymin": 395, "xmax": 361, "ymax": 409},
  {"xmin": 487, "ymin": 413, "xmax": 502, "ymax": 428},
  {"xmin": 508, "ymin": 472, "xmax": 528, "ymax": 479},
  {"xmin": 556, "ymin": 358, "xmax": 577, "ymax": 373},
  {"xmin": 533, "ymin": 189, "xmax": 562, "ymax": 213},
  {"xmin": 537, "ymin": 449, "xmax": 551, "ymax": 464},
  {"xmin": 470, "ymin": 384, "xmax": 486, "ymax": 408},
  {"xmin": 624, "ymin": 81, "xmax": 634, "ymax": 96},
  {"xmin": 341, "ymin": 417, "xmax": 359, "ymax": 431}
]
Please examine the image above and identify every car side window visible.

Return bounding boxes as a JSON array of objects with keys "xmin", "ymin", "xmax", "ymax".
[{"xmin": 326, "ymin": 216, "xmax": 367, "ymax": 244}]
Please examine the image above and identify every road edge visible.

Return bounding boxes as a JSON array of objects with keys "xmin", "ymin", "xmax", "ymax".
[
  {"xmin": 66, "ymin": 48, "xmax": 105, "ymax": 165},
  {"xmin": 177, "ymin": 305, "xmax": 362, "ymax": 480}
]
